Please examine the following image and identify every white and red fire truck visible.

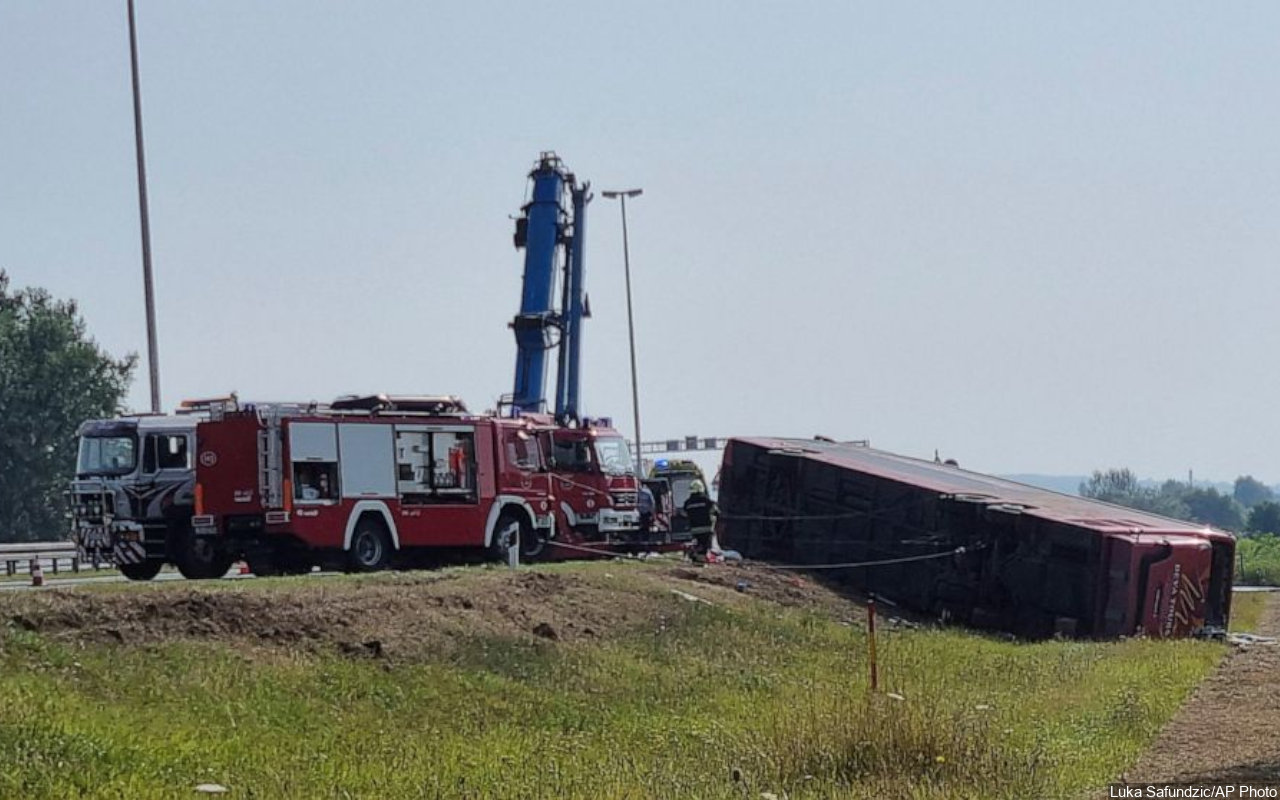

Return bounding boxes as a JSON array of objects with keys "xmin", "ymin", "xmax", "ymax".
[{"xmin": 190, "ymin": 395, "xmax": 666, "ymax": 574}]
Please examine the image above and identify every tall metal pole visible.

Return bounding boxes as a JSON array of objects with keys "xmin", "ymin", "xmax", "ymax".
[
  {"xmin": 602, "ymin": 188, "xmax": 645, "ymax": 478},
  {"xmin": 621, "ymin": 196, "xmax": 641, "ymax": 477},
  {"xmin": 127, "ymin": 0, "xmax": 161, "ymax": 413},
  {"xmin": 619, "ymin": 195, "xmax": 644, "ymax": 478}
]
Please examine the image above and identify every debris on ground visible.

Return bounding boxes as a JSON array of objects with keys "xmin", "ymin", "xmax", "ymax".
[
  {"xmin": 337, "ymin": 640, "xmax": 384, "ymax": 659},
  {"xmin": 1226, "ymin": 633, "xmax": 1277, "ymax": 647},
  {"xmin": 670, "ymin": 589, "xmax": 714, "ymax": 606}
]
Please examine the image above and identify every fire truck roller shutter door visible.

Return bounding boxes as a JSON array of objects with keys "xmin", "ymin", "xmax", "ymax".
[
  {"xmin": 337, "ymin": 424, "xmax": 396, "ymax": 499},
  {"xmin": 290, "ymin": 422, "xmax": 338, "ymax": 460},
  {"xmin": 343, "ymin": 501, "xmax": 400, "ymax": 550},
  {"xmin": 484, "ymin": 496, "xmax": 539, "ymax": 548}
]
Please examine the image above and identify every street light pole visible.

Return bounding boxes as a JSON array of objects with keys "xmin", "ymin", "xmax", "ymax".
[
  {"xmin": 600, "ymin": 188, "xmax": 644, "ymax": 478},
  {"xmin": 127, "ymin": 0, "xmax": 161, "ymax": 413}
]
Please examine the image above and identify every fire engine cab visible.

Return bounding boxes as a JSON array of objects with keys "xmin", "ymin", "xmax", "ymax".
[{"xmin": 191, "ymin": 395, "xmax": 652, "ymax": 574}]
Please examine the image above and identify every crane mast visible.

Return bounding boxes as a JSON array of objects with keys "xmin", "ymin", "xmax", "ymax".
[{"xmin": 509, "ymin": 152, "xmax": 590, "ymax": 423}]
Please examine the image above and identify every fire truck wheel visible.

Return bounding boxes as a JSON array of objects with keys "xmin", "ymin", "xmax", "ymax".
[
  {"xmin": 119, "ymin": 560, "xmax": 163, "ymax": 581},
  {"xmin": 520, "ymin": 524, "xmax": 545, "ymax": 560},
  {"xmin": 488, "ymin": 511, "xmax": 528, "ymax": 562},
  {"xmin": 348, "ymin": 517, "xmax": 391, "ymax": 572},
  {"xmin": 177, "ymin": 535, "xmax": 234, "ymax": 580}
]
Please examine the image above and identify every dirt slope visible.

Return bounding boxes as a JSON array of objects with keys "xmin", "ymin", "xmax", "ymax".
[
  {"xmin": 1122, "ymin": 594, "xmax": 1280, "ymax": 784},
  {"xmin": 0, "ymin": 562, "xmax": 864, "ymax": 660}
]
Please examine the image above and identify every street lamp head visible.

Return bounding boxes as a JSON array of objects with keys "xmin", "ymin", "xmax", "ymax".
[{"xmin": 601, "ymin": 188, "xmax": 643, "ymax": 199}]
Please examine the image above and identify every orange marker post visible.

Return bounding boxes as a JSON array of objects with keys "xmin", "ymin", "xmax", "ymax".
[{"xmin": 867, "ymin": 597, "xmax": 878, "ymax": 692}]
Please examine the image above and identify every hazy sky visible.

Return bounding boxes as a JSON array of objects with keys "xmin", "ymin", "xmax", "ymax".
[{"xmin": 3, "ymin": 3, "xmax": 1278, "ymax": 483}]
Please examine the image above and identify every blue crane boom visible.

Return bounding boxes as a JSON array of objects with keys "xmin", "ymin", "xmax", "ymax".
[
  {"xmin": 509, "ymin": 152, "xmax": 590, "ymax": 423},
  {"xmin": 556, "ymin": 183, "xmax": 589, "ymax": 421}
]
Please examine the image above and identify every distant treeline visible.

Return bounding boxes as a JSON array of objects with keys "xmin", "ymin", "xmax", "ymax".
[{"xmin": 1080, "ymin": 468, "xmax": 1280, "ymax": 534}]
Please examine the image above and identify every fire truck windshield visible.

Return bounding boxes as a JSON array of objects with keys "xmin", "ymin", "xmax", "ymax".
[
  {"xmin": 593, "ymin": 437, "xmax": 634, "ymax": 476},
  {"xmin": 77, "ymin": 435, "xmax": 138, "ymax": 476}
]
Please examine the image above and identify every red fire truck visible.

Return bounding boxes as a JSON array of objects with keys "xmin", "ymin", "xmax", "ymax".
[{"xmin": 191, "ymin": 395, "xmax": 656, "ymax": 574}]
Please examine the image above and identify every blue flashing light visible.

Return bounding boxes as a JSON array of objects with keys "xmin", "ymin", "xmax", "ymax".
[{"xmin": 656, "ymin": 459, "xmax": 669, "ymax": 469}]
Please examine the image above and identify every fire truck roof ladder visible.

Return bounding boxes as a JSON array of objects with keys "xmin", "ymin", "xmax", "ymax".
[
  {"xmin": 178, "ymin": 394, "xmax": 240, "ymax": 420},
  {"xmin": 329, "ymin": 394, "xmax": 468, "ymax": 415},
  {"xmin": 258, "ymin": 409, "xmax": 284, "ymax": 509}
]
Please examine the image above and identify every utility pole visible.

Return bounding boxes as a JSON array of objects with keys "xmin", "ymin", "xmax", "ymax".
[
  {"xmin": 127, "ymin": 0, "xmax": 161, "ymax": 413},
  {"xmin": 600, "ymin": 189, "xmax": 644, "ymax": 478}
]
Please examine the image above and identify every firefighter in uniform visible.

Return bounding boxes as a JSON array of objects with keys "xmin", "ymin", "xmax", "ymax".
[
  {"xmin": 638, "ymin": 483, "xmax": 656, "ymax": 539},
  {"xmin": 683, "ymin": 480, "xmax": 717, "ymax": 559}
]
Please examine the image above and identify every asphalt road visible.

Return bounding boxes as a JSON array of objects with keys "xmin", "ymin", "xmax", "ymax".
[
  {"xmin": 0, "ymin": 563, "xmax": 365, "ymax": 590},
  {"xmin": 0, "ymin": 568, "xmax": 256, "ymax": 591}
]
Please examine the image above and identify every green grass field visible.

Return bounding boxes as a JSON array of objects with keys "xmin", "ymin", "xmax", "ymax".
[
  {"xmin": 0, "ymin": 564, "xmax": 1226, "ymax": 799},
  {"xmin": 1237, "ymin": 534, "xmax": 1280, "ymax": 586}
]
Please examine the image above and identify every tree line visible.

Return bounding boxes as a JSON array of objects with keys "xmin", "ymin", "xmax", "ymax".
[
  {"xmin": 0, "ymin": 271, "xmax": 133, "ymax": 542},
  {"xmin": 1080, "ymin": 468, "xmax": 1279, "ymax": 534}
]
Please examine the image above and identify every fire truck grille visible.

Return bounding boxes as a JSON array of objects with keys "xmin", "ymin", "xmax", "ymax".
[
  {"xmin": 610, "ymin": 491, "xmax": 637, "ymax": 507},
  {"xmin": 74, "ymin": 493, "xmax": 114, "ymax": 523}
]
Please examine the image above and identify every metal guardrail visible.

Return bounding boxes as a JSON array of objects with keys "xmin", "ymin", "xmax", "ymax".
[{"xmin": 0, "ymin": 541, "xmax": 96, "ymax": 577}]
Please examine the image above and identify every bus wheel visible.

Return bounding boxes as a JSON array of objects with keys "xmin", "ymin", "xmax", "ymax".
[
  {"xmin": 347, "ymin": 517, "xmax": 391, "ymax": 572},
  {"xmin": 119, "ymin": 560, "xmax": 163, "ymax": 581}
]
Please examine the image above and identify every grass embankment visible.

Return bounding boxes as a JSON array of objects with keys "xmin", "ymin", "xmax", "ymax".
[
  {"xmin": 0, "ymin": 564, "xmax": 1223, "ymax": 799},
  {"xmin": 1237, "ymin": 533, "xmax": 1280, "ymax": 585}
]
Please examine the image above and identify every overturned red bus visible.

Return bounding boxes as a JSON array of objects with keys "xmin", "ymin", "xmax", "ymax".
[{"xmin": 716, "ymin": 438, "xmax": 1234, "ymax": 639}]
